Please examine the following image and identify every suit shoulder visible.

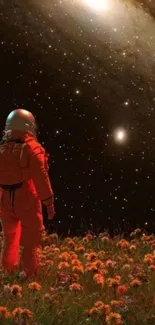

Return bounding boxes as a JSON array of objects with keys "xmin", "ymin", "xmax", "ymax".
[{"xmin": 25, "ymin": 138, "xmax": 45, "ymax": 155}]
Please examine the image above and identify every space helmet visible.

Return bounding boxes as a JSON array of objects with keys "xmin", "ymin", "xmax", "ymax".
[{"xmin": 4, "ymin": 108, "xmax": 37, "ymax": 137}]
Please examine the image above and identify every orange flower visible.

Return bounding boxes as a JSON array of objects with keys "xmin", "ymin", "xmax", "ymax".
[
  {"xmin": 106, "ymin": 277, "xmax": 120, "ymax": 288},
  {"xmin": 12, "ymin": 307, "xmax": 23, "ymax": 318},
  {"xmin": 86, "ymin": 302, "xmax": 111, "ymax": 319},
  {"xmin": 28, "ymin": 282, "xmax": 41, "ymax": 291},
  {"xmin": 21, "ymin": 309, "xmax": 32, "ymax": 319},
  {"xmin": 105, "ymin": 312, "xmax": 123, "ymax": 324},
  {"xmin": 72, "ymin": 265, "xmax": 84, "ymax": 274},
  {"xmin": 59, "ymin": 252, "xmax": 70, "ymax": 261},
  {"xmin": 10, "ymin": 285, "xmax": 22, "ymax": 297},
  {"xmin": 93, "ymin": 259, "xmax": 105, "ymax": 269},
  {"xmin": 127, "ymin": 257, "xmax": 134, "ymax": 263},
  {"xmin": 149, "ymin": 265, "xmax": 155, "ymax": 271},
  {"xmin": 61, "ymin": 245, "xmax": 70, "ymax": 251},
  {"xmin": 70, "ymin": 252, "xmax": 78, "ymax": 259},
  {"xmin": 53, "ymin": 247, "xmax": 60, "ymax": 254},
  {"xmin": 110, "ymin": 300, "xmax": 125, "ymax": 308},
  {"xmin": 58, "ymin": 261, "xmax": 70, "ymax": 270},
  {"xmin": 64, "ymin": 238, "xmax": 75, "ymax": 246},
  {"xmin": 69, "ymin": 282, "xmax": 83, "ymax": 291},
  {"xmin": 71, "ymin": 258, "xmax": 82, "ymax": 266},
  {"xmin": 0, "ymin": 306, "xmax": 11, "ymax": 319},
  {"xmin": 144, "ymin": 254, "xmax": 154, "ymax": 265},
  {"xmin": 12, "ymin": 307, "xmax": 32, "ymax": 319},
  {"xmin": 116, "ymin": 285, "xmax": 128, "ymax": 295},
  {"xmin": 129, "ymin": 245, "xmax": 137, "ymax": 251},
  {"xmin": 145, "ymin": 257, "xmax": 153, "ymax": 265},
  {"xmin": 82, "ymin": 236, "xmax": 89, "ymax": 243},
  {"xmin": 93, "ymin": 273, "xmax": 105, "ymax": 286},
  {"xmin": 117, "ymin": 239, "xmax": 129, "ymax": 248},
  {"xmin": 87, "ymin": 306, "xmax": 100, "ymax": 316},
  {"xmin": 75, "ymin": 245, "xmax": 85, "ymax": 253},
  {"xmin": 100, "ymin": 268, "xmax": 108, "ymax": 276},
  {"xmin": 94, "ymin": 300, "xmax": 105, "ymax": 308},
  {"xmin": 115, "ymin": 275, "xmax": 121, "ymax": 281},
  {"xmin": 122, "ymin": 264, "xmax": 131, "ymax": 271},
  {"xmin": 102, "ymin": 304, "xmax": 111, "ymax": 315},
  {"xmin": 86, "ymin": 252, "xmax": 97, "ymax": 262},
  {"xmin": 130, "ymin": 279, "xmax": 142, "ymax": 287},
  {"xmin": 43, "ymin": 246, "xmax": 51, "ymax": 252},
  {"xmin": 105, "ymin": 260, "xmax": 116, "ymax": 268},
  {"xmin": 85, "ymin": 262, "xmax": 98, "ymax": 273},
  {"xmin": 45, "ymin": 260, "xmax": 54, "ymax": 266}
]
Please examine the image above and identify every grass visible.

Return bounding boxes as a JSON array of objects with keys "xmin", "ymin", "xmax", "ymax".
[{"xmin": 0, "ymin": 228, "xmax": 155, "ymax": 325}]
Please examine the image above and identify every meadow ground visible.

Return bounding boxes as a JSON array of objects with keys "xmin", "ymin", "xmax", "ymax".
[{"xmin": 0, "ymin": 228, "xmax": 155, "ymax": 325}]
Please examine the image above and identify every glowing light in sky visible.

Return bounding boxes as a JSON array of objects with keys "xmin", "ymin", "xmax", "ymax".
[
  {"xmin": 113, "ymin": 128, "xmax": 127, "ymax": 144},
  {"xmin": 117, "ymin": 131, "xmax": 125, "ymax": 140},
  {"xmin": 84, "ymin": 0, "xmax": 111, "ymax": 12}
]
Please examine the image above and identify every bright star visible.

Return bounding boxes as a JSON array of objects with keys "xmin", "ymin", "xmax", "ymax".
[
  {"xmin": 117, "ymin": 131, "xmax": 125, "ymax": 140},
  {"xmin": 113, "ymin": 128, "xmax": 127, "ymax": 144}
]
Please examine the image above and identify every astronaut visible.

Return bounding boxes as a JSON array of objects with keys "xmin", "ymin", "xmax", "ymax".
[{"xmin": 0, "ymin": 109, "xmax": 55, "ymax": 279}]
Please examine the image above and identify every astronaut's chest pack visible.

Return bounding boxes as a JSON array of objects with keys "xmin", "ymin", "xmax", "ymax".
[{"xmin": 0, "ymin": 138, "xmax": 25, "ymax": 185}]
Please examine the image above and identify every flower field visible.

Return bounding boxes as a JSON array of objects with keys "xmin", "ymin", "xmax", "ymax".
[{"xmin": 0, "ymin": 228, "xmax": 155, "ymax": 325}]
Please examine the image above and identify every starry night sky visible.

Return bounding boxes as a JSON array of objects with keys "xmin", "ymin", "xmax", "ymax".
[{"xmin": 0, "ymin": 0, "xmax": 155, "ymax": 238}]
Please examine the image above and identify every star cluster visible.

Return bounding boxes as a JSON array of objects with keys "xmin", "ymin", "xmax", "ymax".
[{"xmin": 0, "ymin": 0, "xmax": 155, "ymax": 237}]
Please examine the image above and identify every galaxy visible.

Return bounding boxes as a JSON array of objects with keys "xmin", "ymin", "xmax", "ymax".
[{"xmin": 0, "ymin": 0, "xmax": 155, "ymax": 238}]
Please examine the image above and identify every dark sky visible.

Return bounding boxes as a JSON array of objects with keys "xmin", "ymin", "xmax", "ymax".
[{"xmin": 0, "ymin": 0, "xmax": 155, "ymax": 238}]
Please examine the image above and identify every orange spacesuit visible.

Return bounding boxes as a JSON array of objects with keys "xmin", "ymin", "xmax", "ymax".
[{"xmin": 0, "ymin": 109, "xmax": 55, "ymax": 278}]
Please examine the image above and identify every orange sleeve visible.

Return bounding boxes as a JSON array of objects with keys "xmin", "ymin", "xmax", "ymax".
[{"xmin": 27, "ymin": 140, "xmax": 54, "ymax": 206}]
